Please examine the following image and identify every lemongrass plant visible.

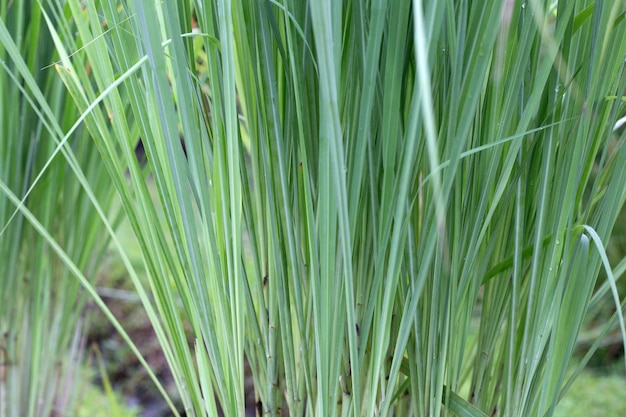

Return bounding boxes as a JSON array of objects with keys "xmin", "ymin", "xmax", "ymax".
[
  {"xmin": 0, "ymin": 2, "xmax": 122, "ymax": 416},
  {"xmin": 44, "ymin": 0, "xmax": 626, "ymax": 416}
]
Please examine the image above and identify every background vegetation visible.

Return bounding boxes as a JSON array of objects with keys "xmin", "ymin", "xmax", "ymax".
[
  {"xmin": 1, "ymin": 0, "xmax": 626, "ymax": 416},
  {"xmin": 0, "ymin": 2, "xmax": 119, "ymax": 415}
]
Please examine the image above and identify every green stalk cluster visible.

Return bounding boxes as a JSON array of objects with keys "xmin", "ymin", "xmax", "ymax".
[
  {"xmin": 5, "ymin": 1, "xmax": 625, "ymax": 416},
  {"xmin": 0, "ymin": 2, "xmax": 118, "ymax": 416}
]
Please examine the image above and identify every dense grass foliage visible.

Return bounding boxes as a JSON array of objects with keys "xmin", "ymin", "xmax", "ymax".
[
  {"xmin": 2, "ymin": 0, "xmax": 625, "ymax": 416},
  {"xmin": 0, "ymin": 2, "xmax": 120, "ymax": 416}
]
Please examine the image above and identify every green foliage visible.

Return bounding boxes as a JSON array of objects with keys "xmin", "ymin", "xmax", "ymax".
[
  {"xmin": 32, "ymin": 0, "xmax": 626, "ymax": 416},
  {"xmin": 555, "ymin": 365, "xmax": 626, "ymax": 417},
  {"xmin": 76, "ymin": 382, "xmax": 140, "ymax": 417},
  {"xmin": 75, "ymin": 360, "xmax": 140, "ymax": 417},
  {"xmin": 0, "ymin": 2, "xmax": 118, "ymax": 416}
]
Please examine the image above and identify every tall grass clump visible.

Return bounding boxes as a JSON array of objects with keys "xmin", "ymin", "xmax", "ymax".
[
  {"xmin": 0, "ymin": 2, "xmax": 121, "ymax": 416},
  {"xmin": 48, "ymin": 0, "xmax": 626, "ymax": 416}
]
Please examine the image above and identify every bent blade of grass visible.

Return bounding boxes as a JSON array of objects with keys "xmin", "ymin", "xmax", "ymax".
[{"xmin": 583, "ymin": 225, "xmax": 626, "ymax": 370}]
